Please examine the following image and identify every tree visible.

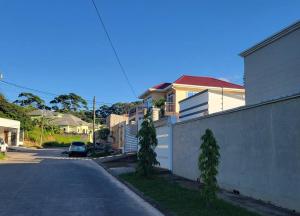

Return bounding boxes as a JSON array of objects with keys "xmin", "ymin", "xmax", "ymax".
[
  {"xmin": 50, "ymin": 93, "xmax": 88, "ymax": 112},
  {"xmin": 14, "ymin": 92, "xmax": 49, "ymax": 109},
  {"xmin": 136, "ymin": 111, "xmax": 159, "ymax": 177},
  {"xmin": 0, "ymin": 94, "xmax": 34, "ymax": 131},
  {"xmin": 198, "ymin": 129, "xmax": 220, "ymax": 203},
  {"xmin": 96, "ymin": 101, "xmax": 142, "ymax": 124}
]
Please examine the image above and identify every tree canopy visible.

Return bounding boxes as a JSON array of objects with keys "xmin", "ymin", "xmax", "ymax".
[
  {"xmin": 96, "ymin": 101, "xmax": 142, "ymax": 123},
  {"xmin": 50, "ymin": 93, "xmax": 88, "ymax": 112},
  {"xmin": 14, "ymin": 92, "xmax": 49, "ymax": 110}
]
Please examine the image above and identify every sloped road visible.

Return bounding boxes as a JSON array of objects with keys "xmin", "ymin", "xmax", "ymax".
[{"xmin": 0, "ymin": 148, "xmax": 162, "ymax": 216}]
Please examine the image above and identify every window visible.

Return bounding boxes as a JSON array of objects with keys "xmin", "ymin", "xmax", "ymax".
[
  {"xmin": 186, "ymin": 91, "xmax": 197, "ymax": 98},
  {"xmin": 167, "ymin": 93, "xmax": 175, "ymax": 103},
  {"xmin": 144, "ymin": 96, "xmax": 153, "ymax": 108}
]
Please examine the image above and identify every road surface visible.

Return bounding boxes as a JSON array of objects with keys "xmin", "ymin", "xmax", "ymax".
[{"xmin": 0, "ymin": 148, "xmax": 162, "ymax": 216}]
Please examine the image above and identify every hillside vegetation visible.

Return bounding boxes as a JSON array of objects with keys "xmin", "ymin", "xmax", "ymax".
[{"xmin": 1, "ymin": 94, "xmax": 87, "ymax": 148}]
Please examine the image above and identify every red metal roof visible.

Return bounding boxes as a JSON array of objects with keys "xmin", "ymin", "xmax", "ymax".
[
  {"xmin": 174, "ymin": 75, "xmax": 244, "ymax": 89},
  {"xmin": 152, "ymin": 82, "xmax": 172, "ymax": 90}
]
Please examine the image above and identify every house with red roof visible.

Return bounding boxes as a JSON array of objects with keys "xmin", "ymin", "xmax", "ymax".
[{"xmin": 138, "ymin": 75, "xmax": 245, "ymax": 120}]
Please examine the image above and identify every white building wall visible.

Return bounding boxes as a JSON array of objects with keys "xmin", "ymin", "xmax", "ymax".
[
  {"xmin": 208, "ymin": 91, "xmax": 245, "ymax": 114},
  {"xmin": 0, "ymin": 117, "xmax": 21, "ymax": 146},
  {"xmin": 244, "ymin": 26, "xmax": 300, "ymax": 105},
  {"xmin": 179, "ymin": 90, "xmax": 245, "ymax": 121}
]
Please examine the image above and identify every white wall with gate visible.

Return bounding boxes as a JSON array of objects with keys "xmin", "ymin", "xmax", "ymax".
[{"xmin": 154, "ymin": 116, "xmax": 176, "ymax": 171}]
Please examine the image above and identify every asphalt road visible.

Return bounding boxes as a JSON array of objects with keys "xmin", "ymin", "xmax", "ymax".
[{"xmin": 0, "ymin": 148, "xmax": 162, "ymax": 216}]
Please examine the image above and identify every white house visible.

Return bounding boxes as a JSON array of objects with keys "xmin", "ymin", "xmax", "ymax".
[
  {"xmin": 179, "ymin": 89, "xmax": 245, "ymax": 121},
  {"xmin": 240, "ymin": 21, "xmax": 300, "ymax": 105},
  {"xmin": 0, "ymin": 117, "xmax": 22, "ymax": 146}
]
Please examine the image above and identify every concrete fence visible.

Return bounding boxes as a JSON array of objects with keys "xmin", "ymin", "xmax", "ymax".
[{"xmin": 172, "ymin": 94, "xmax": 300, "ymax": 212}]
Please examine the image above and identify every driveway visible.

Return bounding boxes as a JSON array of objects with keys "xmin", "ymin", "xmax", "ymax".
[{"xmin": 0, "ymin": 148, "xmax": 163, "ymax": 216}]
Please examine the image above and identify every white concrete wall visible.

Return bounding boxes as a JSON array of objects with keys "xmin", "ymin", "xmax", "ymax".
[
  {"xmin": 173, "ymin": 95, "xmax": 300, "ymax": 212},
  {"xmin": 0, "ymin": 117, "xmax": 21, "ymax": 146},
  {"xmin": 208, "ymin": 91, "xmax": 245, "ymax": 114},
  {"xmin": 244, "ymin": 27, "xmax": 300, "ymax": 105}
]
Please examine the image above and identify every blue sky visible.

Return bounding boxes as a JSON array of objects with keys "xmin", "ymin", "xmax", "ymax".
[{"xmin": 0, "ymin": 0, "xmax": 299, "ymax": 108}]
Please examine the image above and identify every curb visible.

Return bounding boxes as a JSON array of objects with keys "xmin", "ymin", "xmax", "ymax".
[{"xmin": 94, "ymin": 160, "xmax": 174, "ymax": 216}]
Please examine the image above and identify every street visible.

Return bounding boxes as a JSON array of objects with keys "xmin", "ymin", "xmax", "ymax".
[{"xmin": 0, "ymin": 148, "xmax": 162, "ymax": 216}]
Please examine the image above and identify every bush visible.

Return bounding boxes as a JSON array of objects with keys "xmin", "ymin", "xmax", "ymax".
[
  {"xmin": 198, "ymin": 129, "xmax": 220, "ymax": 203},
  {"xmin": 42, "ymin": 141, "xmax": 70, "ymax": 148}
]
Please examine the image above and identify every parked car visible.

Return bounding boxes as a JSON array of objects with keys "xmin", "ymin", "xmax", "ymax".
[
  {"xmin": 0, "ymin": 138, "xmax": 8, "ymax": 154},
  {"xmin": 68, "ymin": 141, "xmax": 87, "ymax": 157}
]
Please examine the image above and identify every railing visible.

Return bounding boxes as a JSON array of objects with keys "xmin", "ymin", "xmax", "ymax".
[
  {"xmin": 129, "ymin": 105, "xmax": 145, "ymax": 117},
  {"xmin": 164, "ymin": 102, "xmax": 176, "ymax": 114}
]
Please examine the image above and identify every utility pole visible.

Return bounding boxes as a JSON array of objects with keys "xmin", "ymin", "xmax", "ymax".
[
  {"xmin": 40, "ymin": 108, "xmax": 45, "ymax": 147},
  {"xmin": 93, "ymin": 96, "xmax": 96, "ymax": 150}
]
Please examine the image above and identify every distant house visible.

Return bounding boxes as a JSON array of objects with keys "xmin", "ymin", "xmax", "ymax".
[
  {"xmin": 138, "ymin": 75, "xmax": 245, "ymax": 119},
  {"xmin": 52, "ymin": 114, "xmax": 90, "ymax": 134},
  {"xmin": 0, "ymin": 117, "xmax": 22, "ymax": 146},
  {"xmin": 106, "ymin": 114, "xmax": 128, "ymax": 150},
  {"xmin": 128, "ymin": 104, "xmax": 144, "ymax": 124},
  {"xmin": 240, "ymin": 21, "xmax": 300, "ymax": 105},
  {"xmin": 28, "ymin": 110, "xmax": 91, "ymax": 134}
]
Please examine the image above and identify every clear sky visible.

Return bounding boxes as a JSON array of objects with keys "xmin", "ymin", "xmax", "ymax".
[{"xmin": 0, "ymin": 0, "xmax": 299, "ymax": 108}]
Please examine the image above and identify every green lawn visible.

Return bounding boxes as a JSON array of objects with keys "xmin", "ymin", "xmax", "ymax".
[
  {"xmin": 120, "ymin": 173, "xmax": 260, "ymax": 216},
  {"xmin": 42, "ymin": 134, "xmax": 83, "ymax": 147}
]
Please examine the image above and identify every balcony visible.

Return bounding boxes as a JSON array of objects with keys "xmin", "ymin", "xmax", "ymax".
[{"xmin": 164, "ymin": 102, "xmax": 176, "ymax": 116}]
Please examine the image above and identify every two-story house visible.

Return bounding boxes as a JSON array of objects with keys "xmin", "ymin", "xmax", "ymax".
[{"xmin": 138, "ymin": 75, "xmax": 245, "ymax": 118}]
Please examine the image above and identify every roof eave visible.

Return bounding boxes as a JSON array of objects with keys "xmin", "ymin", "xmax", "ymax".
[{"xmin": 173, "ymin": 83, "xmax": 244, "ymax": 91}]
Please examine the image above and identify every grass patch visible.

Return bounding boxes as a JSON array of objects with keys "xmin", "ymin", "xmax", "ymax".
[
  {"xmin": 42, "ymin": 135, "xmax": 83, "ymax": 147},
  {"xmin": 120, "ymin": 173, "xmax": 259, "ymax": 216},
  {"xmin": 25, "ymin": 126, "xmax": 85, "ymax": 148},
  {"xmin": 0, "ymin": 152, "xmax": 6, "ymax": 160}
]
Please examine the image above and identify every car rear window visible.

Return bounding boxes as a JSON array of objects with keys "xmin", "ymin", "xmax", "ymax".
[{"xmin": 72, "ymin": 142, "xmax": 85, "ymax": 146}]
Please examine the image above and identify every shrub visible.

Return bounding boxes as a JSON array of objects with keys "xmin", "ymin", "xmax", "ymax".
[
  {"xmin": 99, "ymin": 128, "xmax": 110, "ymax": 141},
  {"xmin": 198, "ymin": 129, "xmax": 220, "ymax": 203},
  {"xmin": 42, "ymin": 141, "xmax": 70, "ymax": 148},
  {"xmin": 136, "ymin": 111, "xmax": 159, "ymax": 177}
]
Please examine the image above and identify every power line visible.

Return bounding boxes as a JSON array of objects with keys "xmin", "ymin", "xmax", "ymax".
[
  {"xmin": 90, "ymin": 0, "xmax": 137, "ymax": 98},
  {"xmin": 0, "ymin": 80, "xmax": 113, "ymax": 106}
]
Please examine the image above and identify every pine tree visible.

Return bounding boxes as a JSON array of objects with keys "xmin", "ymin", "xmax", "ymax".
[
  {"xmin": 136, "ymin": 111, "xmax": 159, "ymax": 177},
  {"xmin": 198, "ymin": 129, "xmax": 220, "ymax": 203}
]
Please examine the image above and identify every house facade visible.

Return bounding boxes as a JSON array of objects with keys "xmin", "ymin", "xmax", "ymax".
[
  {"xmin": 28, "ymin": 110, "xmax": 91, "ymax": 134},
  {"xmin": 106, "ymin": 114, "xmax": 128, "ymax": 150},
  {"xmin": 240, "ymin": 21, "xmax": 300, "ymax": 105},
  {"xmin": 139, "ymin": 75, "xmax": 245, "ymax": 118}
]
